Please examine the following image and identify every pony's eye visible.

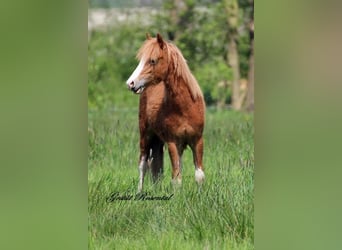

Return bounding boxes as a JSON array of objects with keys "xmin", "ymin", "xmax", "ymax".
[{"xmin": 150, "ymin": 59, "xmax": 157, "ymax": 65}]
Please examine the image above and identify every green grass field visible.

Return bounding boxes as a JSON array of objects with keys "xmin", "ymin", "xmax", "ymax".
[{"xmin": 88, "ymin": 108, "xmax": 254, "ymax": 249}]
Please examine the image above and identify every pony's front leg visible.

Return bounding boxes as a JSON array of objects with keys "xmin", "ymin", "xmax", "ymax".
[
  {"xmin": 167, "ymin": 142, "xmax": 182, "ymax": 186},
  {"xmin": 137, "ymin": 125, "xmax": 149, "ymax": 192},
  {"xmin": 137, "ymin": 154, "xmax": 147, "ymax": 193}
]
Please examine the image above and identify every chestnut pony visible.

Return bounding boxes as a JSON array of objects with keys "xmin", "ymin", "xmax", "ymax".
[{"xmin": 126, "ymin": 33, "xmax": 205, "ymax": 192}]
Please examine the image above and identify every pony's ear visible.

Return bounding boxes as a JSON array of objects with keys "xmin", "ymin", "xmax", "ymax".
[
  {"xmin": 156, "ymin": 33, "xmax": 165, "ymax": 49},
  {"xmin": 146, "ymin": 33, "xmax": 151, "ymax": 40}
]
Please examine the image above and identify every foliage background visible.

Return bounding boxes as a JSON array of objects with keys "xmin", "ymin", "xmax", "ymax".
[{"xmin": 88, "ymin": 0, "xmax": 253, "ymax": 110}]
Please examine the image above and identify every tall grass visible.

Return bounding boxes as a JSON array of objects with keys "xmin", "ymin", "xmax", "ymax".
[{"xmin": 88, "ymin": 108, "xmax": 254, "ymax": 249}]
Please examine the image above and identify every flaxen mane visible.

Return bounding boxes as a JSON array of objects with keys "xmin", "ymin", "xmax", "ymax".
[{"xmin": 137, "ymin": 38, "xmax": 203, "ymax": 100}]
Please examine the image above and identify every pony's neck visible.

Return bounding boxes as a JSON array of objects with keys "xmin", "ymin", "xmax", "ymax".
[
  {"xmin": 164, "ymin": 75, "xmax": 191, "ymax": 100},
  {"xmin": 163, "ymin": 43, "xmax": 203, "ymax": 101}
]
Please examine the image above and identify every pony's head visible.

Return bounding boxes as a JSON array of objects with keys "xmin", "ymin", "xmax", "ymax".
[
  {"xmin": 126, "ymin": 33, "xmax": 169, "ymax": 94},
  {"xmin": 126, "ymin": 33, "xmax": 203, "ymax": 100}
]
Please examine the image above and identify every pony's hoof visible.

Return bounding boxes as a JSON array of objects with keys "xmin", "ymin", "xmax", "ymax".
[
  {"xmin": 195, "ymin": 169, "xmax": 205, "ymax": 184},
  {"xmin": 171, "ymin": 178, "xmax": 182, "ymax": 189}
]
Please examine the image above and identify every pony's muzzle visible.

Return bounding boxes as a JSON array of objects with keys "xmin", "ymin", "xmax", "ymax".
[
  {"xmin": 127, "ymin": 80, "xmax": 145, "ymax": 94},
  {"xmin": 127, "ymin": 81, "xmax": 139, "ymax": 93},
  {"xmin": 127, "ymin": 81, "xmax": 134, "ymax": 89}
]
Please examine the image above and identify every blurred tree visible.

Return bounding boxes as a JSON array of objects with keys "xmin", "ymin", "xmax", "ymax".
[
  {"xmin": 161, "ymin": 0, "xmax": 194, "ymax": 42},
  {"xmin": 224, "ymin": 0, "xmax": 241, "ymax": 110}
]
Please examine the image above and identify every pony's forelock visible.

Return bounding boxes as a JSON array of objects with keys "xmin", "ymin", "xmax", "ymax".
[{"xmin": 137, "ymin": 38, "xmax": 160, "ymax": 61}]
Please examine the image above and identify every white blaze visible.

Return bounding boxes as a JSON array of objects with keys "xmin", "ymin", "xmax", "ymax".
[{"xmin": 126, "ymin": 59, "xmax": 145, "ymax": 86}]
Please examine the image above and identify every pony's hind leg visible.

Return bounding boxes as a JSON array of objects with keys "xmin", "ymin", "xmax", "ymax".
[
  {"xmin": 149, "ymin": 137, "xmax": 164, "ymax": 183},
  {"xmin": 167, "ymin": 142, "xmax": 184, "ymax": 186},
  {"xmin": 191, "ymin": 137, "xmax": 205, "ymax": 184}
]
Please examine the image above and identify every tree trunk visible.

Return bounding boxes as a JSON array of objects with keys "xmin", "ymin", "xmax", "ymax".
[
  {"xmin": 225, "ymin": 0, "xmax": 241, "ymax": 110},
  {"xmin": 245, "ymin": 2, "xmax": 254, "ymax": 112},
  {"xmin": 245, "ymin": 37, "xmax": 254, "ymax": 111},
  {"xmin": 228, "ymin": 35, "xmax": 241, "ymax": 110}
]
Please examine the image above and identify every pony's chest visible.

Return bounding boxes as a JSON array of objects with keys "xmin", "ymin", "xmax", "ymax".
[{"xmin": 144, "ymin": 84, "xmax": 165, "ymax": 121}]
